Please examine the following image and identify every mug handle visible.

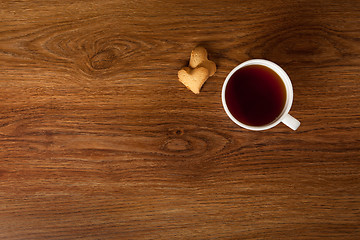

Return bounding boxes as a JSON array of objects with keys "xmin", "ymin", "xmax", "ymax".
[{"xmin": 282, "ymin": 114, "xmax": 300, "ymax": 130}]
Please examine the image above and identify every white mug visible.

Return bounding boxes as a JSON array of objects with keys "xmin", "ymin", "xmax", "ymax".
[{"xmin": 222, "ymin": 59, "xmax": 300, "ymax": 131}]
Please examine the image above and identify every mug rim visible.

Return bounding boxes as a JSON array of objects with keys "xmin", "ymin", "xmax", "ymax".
[{"xmin": 221, "ymin": 59, "xmax": 293, "ymax": 131}]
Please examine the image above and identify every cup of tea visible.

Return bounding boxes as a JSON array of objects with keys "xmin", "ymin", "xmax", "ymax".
[{"xmin": 222, "ymin": 59, "xmax": 300, "ymax": 131}]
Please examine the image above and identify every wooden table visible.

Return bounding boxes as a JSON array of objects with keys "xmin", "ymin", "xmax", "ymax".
[{"xmin": 1, "ymin": 0, "xmax": 359, "ymax": 239}]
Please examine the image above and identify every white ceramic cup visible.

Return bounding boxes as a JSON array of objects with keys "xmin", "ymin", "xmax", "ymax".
[{"xmin": 222, "ymin": 59, "xmax": 300, "ymax": 131}]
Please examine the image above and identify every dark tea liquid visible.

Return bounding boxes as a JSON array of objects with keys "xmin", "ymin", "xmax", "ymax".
[{"xmin": 225, "ymin": 65, "xmax": 287, "ymax": 126}]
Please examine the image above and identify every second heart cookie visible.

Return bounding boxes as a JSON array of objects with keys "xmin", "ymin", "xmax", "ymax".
[{"xmin": 189, "ymin": 46, "xmax": 216, "ymax": 77}]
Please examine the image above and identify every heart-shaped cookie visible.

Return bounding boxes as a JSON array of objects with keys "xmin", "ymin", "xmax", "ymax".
[
  {"xmin": 178, "ymin": 66, "xmax": 209, "ymax": 94},
  {"xmin": 189, "ymin": 46, "xmax": 216, "ymax": 76}
]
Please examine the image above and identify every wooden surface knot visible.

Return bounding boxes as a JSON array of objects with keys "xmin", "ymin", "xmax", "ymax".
[
  {"xmin": 163, "ymin": 138, "xmax": 190, "ymax": 152},
  {"xmin": 89, "ymin": 48, "xmax": 120, "ymax": 70}
]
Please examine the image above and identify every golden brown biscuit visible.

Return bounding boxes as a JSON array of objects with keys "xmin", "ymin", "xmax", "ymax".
[
  {"xmin": 178, "ymin": 66, "xmax": 209, "ymax": 94},
  {"xmin": 189, "ymin": 46, "xmax": 216, "ymax": 76}
]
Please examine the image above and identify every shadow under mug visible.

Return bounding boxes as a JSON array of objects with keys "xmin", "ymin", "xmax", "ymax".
[{"xmin": 221, "ymin": 59, "xmax": 300, "ymax": 131}]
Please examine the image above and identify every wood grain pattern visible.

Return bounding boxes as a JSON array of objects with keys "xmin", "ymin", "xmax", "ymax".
[{"xmin": 1, "ymin": 0, "xmax": 359, "ymax": 239}]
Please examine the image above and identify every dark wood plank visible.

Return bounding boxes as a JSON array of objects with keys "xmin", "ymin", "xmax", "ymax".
[{"xmin": 0, "ymin": 0, "xmax": 359, "ymax": 239}]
